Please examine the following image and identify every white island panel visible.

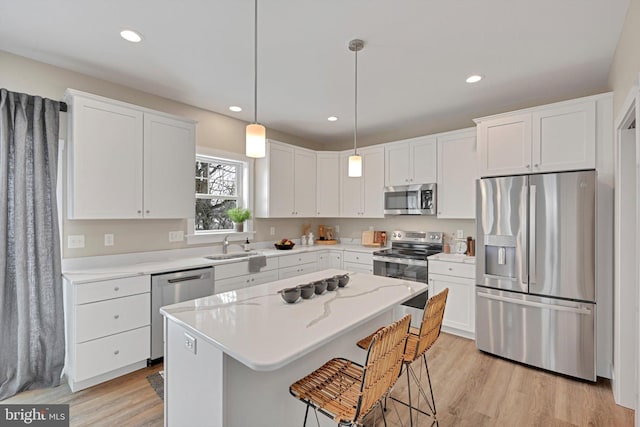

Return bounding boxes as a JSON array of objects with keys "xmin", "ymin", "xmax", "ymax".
[{"xmin": 161, "ymin": 269, "xmax": 426, "ymax": 427}]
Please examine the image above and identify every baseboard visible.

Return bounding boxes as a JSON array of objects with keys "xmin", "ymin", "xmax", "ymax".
[{"xmin": 68, "ymin": 360, "xmax": 147, "ymax": 392}]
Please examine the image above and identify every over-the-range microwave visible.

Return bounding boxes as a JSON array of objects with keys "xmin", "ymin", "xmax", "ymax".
[{"xmin": 383, "ymin": 183, "xmax": 436, "ymax": 215}]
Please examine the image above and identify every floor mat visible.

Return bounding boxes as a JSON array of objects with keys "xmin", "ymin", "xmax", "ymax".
[{"xmin": 146, "ymin": 372, "xmax": 164, "ymax": 400}]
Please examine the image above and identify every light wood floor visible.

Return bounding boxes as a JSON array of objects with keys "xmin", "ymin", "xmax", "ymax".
[{"xmin": 4, "ymin": 333, "xmax": 634, "ymax": 426}]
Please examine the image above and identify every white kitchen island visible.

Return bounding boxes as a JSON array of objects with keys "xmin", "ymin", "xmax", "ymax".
[{"xmin": 160, "ymin": 269, "xmax": 426, "ymax": 427}]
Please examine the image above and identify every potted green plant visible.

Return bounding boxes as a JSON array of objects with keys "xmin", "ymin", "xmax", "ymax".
[{"xmin": 227, "ymin": 207, "xmax": 251, "ymax": 232}]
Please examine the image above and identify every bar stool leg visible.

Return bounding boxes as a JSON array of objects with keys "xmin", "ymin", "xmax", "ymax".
[
  {"xmin": 303, "ymin": 404, "xmax": 309, "ymax": 427},
  {"xmin": 406, "ymin": 366, "xmax": 413, "ymax": 427},
  {"xmin": 424, "ymin": 353, "xmax": 437, "ymax": 418}
]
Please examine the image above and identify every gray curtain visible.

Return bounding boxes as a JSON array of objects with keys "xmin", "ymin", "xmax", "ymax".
[{"xmin": 0, "ymin": 88, "xmax": 64, "ymax": 400}]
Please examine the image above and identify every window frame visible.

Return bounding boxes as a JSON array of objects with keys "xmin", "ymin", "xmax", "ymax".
[{"xmin": 187, "ymin": 147, "xmax": 254, "ymax": 244}]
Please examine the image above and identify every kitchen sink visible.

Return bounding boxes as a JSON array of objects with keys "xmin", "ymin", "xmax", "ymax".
[{"xmin": 205, "ymin": 251, "xmax": 259, "ymax": 261}]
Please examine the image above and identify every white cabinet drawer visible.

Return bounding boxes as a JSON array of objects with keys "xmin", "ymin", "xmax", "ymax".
[
  {"xmin": 76, "ymin": 293, "xmax": 150, "ymax": 343},
  {"xmin": 429, "ymin": 260, "xmax": 475, "ymax": 278},
  {"xmin": 75, "ymin": 275, "xmax": 150, "ymax": 304},
  {"xmin": 278, "ymin": 252, "xmax": 317, "ymax": 269},
  {"xmin": 216, "ymin": 270, "xmax": 279, "ymax": 294},
  {"xmin": 215, "ymin": 257, "xmax": 278, "ymax": 280},
  {"xmin": 75, "ymin": 326, "xmax": 150, "ymax": 382},
  {"xmin": 278, "ymin": 263, "xmax": 316, "ymax": 280},
  {"xmin": 343, "ymin": 251, "xmax": 373, "ymax": 265}
]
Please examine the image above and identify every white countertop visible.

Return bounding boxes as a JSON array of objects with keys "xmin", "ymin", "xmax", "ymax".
[
  {"xmin": 428, "ymin": 253, "xmax": 476, "ymax": 264},
  {"xmin": 62, "ymin": 243, "xmax": 384, "ymax": 284},
  {"xmin": 160, "ymin": 269, "xmax": 426, "ymax": 372}
]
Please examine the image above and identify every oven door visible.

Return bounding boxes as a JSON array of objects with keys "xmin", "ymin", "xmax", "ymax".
[{"xmin": 373, "ymin": 256, "xmax": 428, "ymax": 328}]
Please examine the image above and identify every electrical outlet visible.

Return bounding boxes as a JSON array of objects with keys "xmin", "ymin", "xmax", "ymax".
[
  {"xmin": 104, "ymin": 234, "xmax": 114, "ymax": 246},
  {"xmin": 184, "ymin": 333, "xmax": 197, "ymax": 354},
  {"xmin": 270, "ymin": 227, "xmax": 275, "ymax": 236},
  {"xmin": 456, "ymin": 229, "xmax": 464, "ymax": 239},
  {"xmin": 335, "ymin": 225, "xmax": 340, "ymax": 233},
  {"xmin": 67, "ymin": 235, "xmax": 85, "ymax": 249},
  {"xmin": 369, "ymin": 226, "xmax": 374, "ymax": 231},
  {"xmin": 169, "ymin": 231, "xmax": 184, "ymax": 242}
]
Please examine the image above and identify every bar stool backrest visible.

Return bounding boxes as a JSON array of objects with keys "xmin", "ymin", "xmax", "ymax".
[
  {"xmin": 356, "ymin": 314, "xmax": 411, "ymax": 422},
  {"xmin": 414, "ymin": 288, "xmax": 449, "ymax": 360}
]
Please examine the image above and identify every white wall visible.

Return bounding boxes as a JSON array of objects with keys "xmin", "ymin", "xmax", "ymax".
[{"xmin": 0, "ymin": 50, "xmax": 321, "ymax": 257}]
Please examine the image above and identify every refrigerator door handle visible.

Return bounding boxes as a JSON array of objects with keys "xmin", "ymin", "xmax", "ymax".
[
  {"xmin": 529, "ymin": 184, "xmax": 536, "ymax": 286},
  {"xmin": 484, "ymin": 273, "xmax": 517, "ymax": 282},
  {"xmin": 477, "ymin": 292, "xmax": 592, "ymax": 315}
]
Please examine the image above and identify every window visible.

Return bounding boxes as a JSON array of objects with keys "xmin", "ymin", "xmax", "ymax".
[{"xmin": 195, "ymin": 156, "xmax": 244, "ymax": 232}]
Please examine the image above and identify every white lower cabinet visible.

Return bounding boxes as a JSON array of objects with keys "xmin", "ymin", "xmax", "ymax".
[
  {"xmin": 216, "ymin": 270, "xmax": 279, "ymax": 294},
  {"xmin": 64, "ymin": 275, "xmax": 151, "ymax": 392},
  {"xmin": 343, "ymin": 250, "xmax": 373, "ymax": 274},
  {"xmin": 214, "ymin": 257, "xmax": 279, "ymax": 294},
  {"xmin": 278, "ymin": 251, "xmax": 318, "ymax": 279},
  {"xmin": 316, "ymin": 250, "xmax": 343, "ymax": 270},
  {"xmin": 428, "ymin": 256, "xmax": 475, "ymax": 339}
]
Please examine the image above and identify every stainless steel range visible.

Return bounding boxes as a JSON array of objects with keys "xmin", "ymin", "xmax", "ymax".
[{"xmin": 373, "ymin": 230, "xmax": 443, "ymax": 327}]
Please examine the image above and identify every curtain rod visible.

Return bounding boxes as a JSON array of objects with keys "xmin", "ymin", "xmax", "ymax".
[{"xmin": 24, "ymin": 99, "xmax": 67, "ymax": 112}]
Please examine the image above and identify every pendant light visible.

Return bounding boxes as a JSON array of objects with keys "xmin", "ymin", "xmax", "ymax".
[
  {"xmin": 348, "ymin": 39, "xmax": 364, "ymax": 177},
  {"xmin": 246, "ymin": 0, "xmax": 266, "ymax": 158}
]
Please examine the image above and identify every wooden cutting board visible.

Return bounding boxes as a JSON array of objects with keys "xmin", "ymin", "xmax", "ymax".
[{"xmin": 361, "ymin": 231, "xmax": 383, "ymax": 247}]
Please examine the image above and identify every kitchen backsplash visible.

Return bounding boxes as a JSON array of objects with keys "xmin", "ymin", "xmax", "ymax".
[{"xmin": 63, "ymin": 216, "xmax": 475, "ymax": 258}]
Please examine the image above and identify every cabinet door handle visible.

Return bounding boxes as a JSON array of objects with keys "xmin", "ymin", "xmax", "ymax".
[
  {"xmin": 114, "ymin": 350, "xmax": 120, "ymax": 355},
  {"xmin": 534, "ymin": 164, "xmax": 539, "ymax": 168},
  {"xmin": 137, "ymin": 210, "xmax": 142, "ymax": 214},
  {"xmin": 146, "ymin": 210, "xmax": 150, "ymax": 214},
  {"xmin": 114, "ymin": 314, "xmax": 120, "ymax": 319},
  {"xmin": 114, "ymin": 287, "xmax": 120, "ymax": 292},
  {"xmin": 526, "ymin": 164, "xmax": 530, "ymax": 169}
]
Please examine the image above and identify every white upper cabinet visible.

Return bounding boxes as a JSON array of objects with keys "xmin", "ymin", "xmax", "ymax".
[
  {"xmin": 316, "ymin": 152, "xmax": 340, "ymax": 217},
  {"xmin": 340, "ymin": 146, "xmax": 384, "ymax": 218},
  {"xmin": 385, "ymin": 136, "xmax": 437, "ymax": 186},
  {"xmin": 476, "ymin": 114, "xmax": 532, "ymax": 177},
  {"xmin": 143, "ymin": 114, "xmax": 196, "ymax": 218},
  {"xmin": 65, "ymin": 90, "xmax": 195, "ymax": 219},
  {"xmin": 255, "ymin": 140, "xmax": 316, "ymax": 218},
  {"xmin": 436, "ymin": 128, "xmax": 477, "ymax": 219},
  {"xmin": 475, "ymin": 96, "xmax": 599, "ymax": 177},
  {"xmin": 532, "ymin": 101, "xmax": 596, "ymax": 173}
]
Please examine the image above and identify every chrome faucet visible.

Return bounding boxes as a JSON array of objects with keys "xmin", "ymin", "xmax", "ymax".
[{"xmin": 223, "ymin": 236, "xmax": 230, "ymax": 254}]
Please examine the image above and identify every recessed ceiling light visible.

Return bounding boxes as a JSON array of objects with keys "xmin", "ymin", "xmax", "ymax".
[
  {"xmin": 466, "ymin": 74, "xmax": 483, "ymax": 83},
  {"xmin": 120, "ymin": 29, "xmax": 142, "ymax": 43},
  {"xmin": 229, "ymin": 106, "xmax": 242, "ymax": 112},
  {"xmin": 327, "ymin": 116, "xmax": 338, "ymax": 122}
]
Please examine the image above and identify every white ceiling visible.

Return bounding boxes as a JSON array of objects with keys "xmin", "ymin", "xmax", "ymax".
[{"xmin": 0, "ymin": 1, "xmax": 630, "ymax": 147}]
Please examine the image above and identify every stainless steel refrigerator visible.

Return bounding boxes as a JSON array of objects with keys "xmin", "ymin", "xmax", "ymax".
[{"xmin": 475, "ymin": 170, "xmax": 596, "ymax": 381}]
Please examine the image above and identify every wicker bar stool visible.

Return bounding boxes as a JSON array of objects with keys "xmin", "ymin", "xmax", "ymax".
[
  {"xmin": 356, "ymin": 288, "xmax": 449, "ymax": 427},
  {"xmin": 289, "ymin": 315, "xmax": 411, "ymax": 427}
]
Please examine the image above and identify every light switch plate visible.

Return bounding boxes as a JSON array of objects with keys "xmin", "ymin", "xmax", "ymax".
[
  {"xmin": 270, "ymin": 227, "xmax": 275, "ymax": 236},
  {"xmin": 68, "ymin": 235, "xmax": 85, "ymax": 249},
  {"xmin": 456, "ymin": 229, "xmax": 464, "ymax": 239},
  {"xmin": 104, "ymin": 234, "xmax": 114, "ymax": 246}
]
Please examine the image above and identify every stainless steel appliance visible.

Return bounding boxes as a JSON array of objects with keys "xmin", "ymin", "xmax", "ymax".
[
  {"xmin": 475, "ymin": 170, "xmax": 596, "ymax": 381},
  {"xmin": 150, "ymin": 267, "xmax": 215, "ymax": 363},
  {"xmin": 384, "ymin": 184, "xmax": 436, "ymax": 215},
  {"xmin": 373, "ymin": 230, "xmax": 443, "ymax": 327}
]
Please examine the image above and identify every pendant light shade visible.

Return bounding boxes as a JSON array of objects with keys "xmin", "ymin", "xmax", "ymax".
[
  {"xmin": 246, "ymin": 0, "xmax": 266, "ymax": 158},
  {"xmin": 246, "ymin": 123, "xmax": 266, "ymax": 158},
  {"xmin": 348, "ymin": 154, "xmax": 362, "ymax": 177},
  {"xmin": 348, "ymin": 39, "xmax": 364, "ymax": 177}
]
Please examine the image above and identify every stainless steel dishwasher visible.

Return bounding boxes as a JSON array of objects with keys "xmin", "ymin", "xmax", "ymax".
[{"xmin": 150, "ymin": 267, "xmax": 214, "ymax": 363}]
